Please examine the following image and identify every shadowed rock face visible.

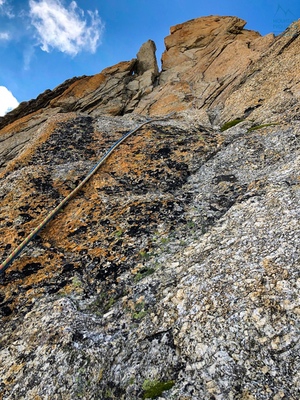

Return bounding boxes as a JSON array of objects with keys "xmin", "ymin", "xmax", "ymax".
[
  {"xmin": 0, "ymin": 15, "xmax": 300, "ymax": 400},
  {"xmin": 136, "ymin": 39, "xmax": 159, "ymax": 76}
]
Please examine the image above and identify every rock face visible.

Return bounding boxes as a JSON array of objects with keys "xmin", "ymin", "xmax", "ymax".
[
  {"xmin": 0, "ymin": 15, "xmax": 300, "ymax": 400},
  {"xmin": 142, "ymin": 16, "xmax": 274, "ymax": 116}
]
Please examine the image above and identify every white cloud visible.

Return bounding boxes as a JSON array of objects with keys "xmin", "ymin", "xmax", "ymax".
[
  {"xmin": 29, "ymin": 0, "xmax": 104, "ymax": 56},
  {"xmin": 0, "ymin": 32, "xmax": 10, "ymax": 40},
  {"xmin": 0, "ymin": 86, "xmax": 19, "ymax": 116}
]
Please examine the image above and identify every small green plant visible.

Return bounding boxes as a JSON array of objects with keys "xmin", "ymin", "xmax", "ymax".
[
  {"xmin": 133, "ymin": 310, "xmax": 148, "ymax": 320},
  {"xmin": 114, "ymin": 229, "xmax": 123, "ymax": 237},
  {"xmin": 160, "ymin": 237, "xmax": 170, "ymax": 245},
  {"xmin": 87, "ymin": 292, "xmax": 116, "ymax": 316},
  {"xmin": 105, "ymin": 297, "xmax": 115, "ymax": 311},
  {"xmin": 134, "ymin": 267, "xmax": 155, "ymax": 282},
  {"xmin": 187, "ymin": 220, "xmax": 196, "ymax": 229},
  {"xmin": 104, "ymin": 389, "xmax": 113, "ymax": 398},
  {"xmin": 220, "ymin": 118, "xmax": 243, "ymax": 132},
  {"xmin": 139, "ymin": 250, "xmax": 154, "ymax": 261},
  {"xmin": 72, "ymin": 276, "xmax": 83, "ymax": 288},
  {"xmin": 247, "ymin": 123, "xmax": 279, "ymax": 132},
  {"xmin": 132, "ymin": 301, "xmax": 147, "ymax": 320},
  {"xmin": 129, "ymin": 377, "xmax": 135, "ymax": 385},
  {"xmin": 142, "ymin": 379, "xmax": 175, "ymax": 399}
]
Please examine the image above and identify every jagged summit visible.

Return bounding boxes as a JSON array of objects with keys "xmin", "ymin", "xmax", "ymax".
[
  {"xmin": 0, "ymin": 15, "xmax": 299, "ymax": 400},
  {"xmin": 1, "ymin": 15, "xmax": 300, "ymax": 132}
]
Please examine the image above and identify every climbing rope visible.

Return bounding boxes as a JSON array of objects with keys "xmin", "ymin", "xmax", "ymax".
[{"xmin": 0, "ymin": 112, "xmax": 175, "ymax": 275}]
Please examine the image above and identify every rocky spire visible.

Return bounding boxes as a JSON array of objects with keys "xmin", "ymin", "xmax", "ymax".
[{"xmin": 136, "ymin": 39, "xmax": 159, "ymax": 76}]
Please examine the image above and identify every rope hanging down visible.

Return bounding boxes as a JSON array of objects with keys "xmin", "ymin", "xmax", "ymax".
[{"xmin": 0, "ymin": 113, "xmax": 175, "ymax": 275}]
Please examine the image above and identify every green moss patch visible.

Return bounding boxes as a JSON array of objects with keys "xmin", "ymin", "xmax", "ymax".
[
  {"xmin": 132, "ymin": 301, "xmax": 147, "ymax": 320},
  {"xmin": 142, "ymin": 379, "xmax": 175, "ymax": 399},
  {"xmin": 247, "ymin": 123, "xmax": 279, "ymax": 132},
  {"xmin": 220, "ymin": 119, "xmax": 243, "ymax": 132},
  {"xmin": 87, "ymin": 292, "xmax": 116, "ymax": 316},
  {"xmin": 134, "ymin": 267, "xmax": 156, "ymax": 282}
]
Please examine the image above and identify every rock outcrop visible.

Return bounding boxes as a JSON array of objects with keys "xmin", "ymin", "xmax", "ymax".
[
  {"xmin": 0, "ymin": 15, "xmax": 299, "ymax": 400},
  {"xmin": 136, "ymin": 16, "xmax": 275, "ymax": 117}
]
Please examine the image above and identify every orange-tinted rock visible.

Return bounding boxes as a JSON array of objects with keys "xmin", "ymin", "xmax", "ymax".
[{"xmin": 136, "ymin": 16, "xmax": 275, "ymax": 120}]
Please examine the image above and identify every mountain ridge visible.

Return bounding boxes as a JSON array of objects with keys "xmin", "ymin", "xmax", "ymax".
[{"xmin": 0, "ymin": 15, "xmax": 299, "ymax": 400}]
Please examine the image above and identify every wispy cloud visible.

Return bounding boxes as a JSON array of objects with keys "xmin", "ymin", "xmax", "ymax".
[
  {"xmin": 0, "ymin": 1, "xmax": 12, "ymax": 40},
  {"xmin": 23, "ymin": 45, "xmax": 35, "ymax": 70},
  {"xmin": 0, "ymin": 86, "xmax": 19, "ymax": 116},
  {"xmin": 29, "ymin": 0, "xmax": 104, "ymax": 56},
  {"xmin": 0, "ymin": 0, "xmax": 15, "ymax": 18}
]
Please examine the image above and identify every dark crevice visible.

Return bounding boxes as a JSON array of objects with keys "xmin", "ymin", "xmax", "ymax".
[{"xmin": 277, "ymin": 32, "xmax": 300, "ymax": 55}]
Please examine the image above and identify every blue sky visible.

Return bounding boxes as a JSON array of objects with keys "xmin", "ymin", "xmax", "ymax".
[{"xmin": 0, "ymin": 0, "xmax": 299, "ymax": 116}]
